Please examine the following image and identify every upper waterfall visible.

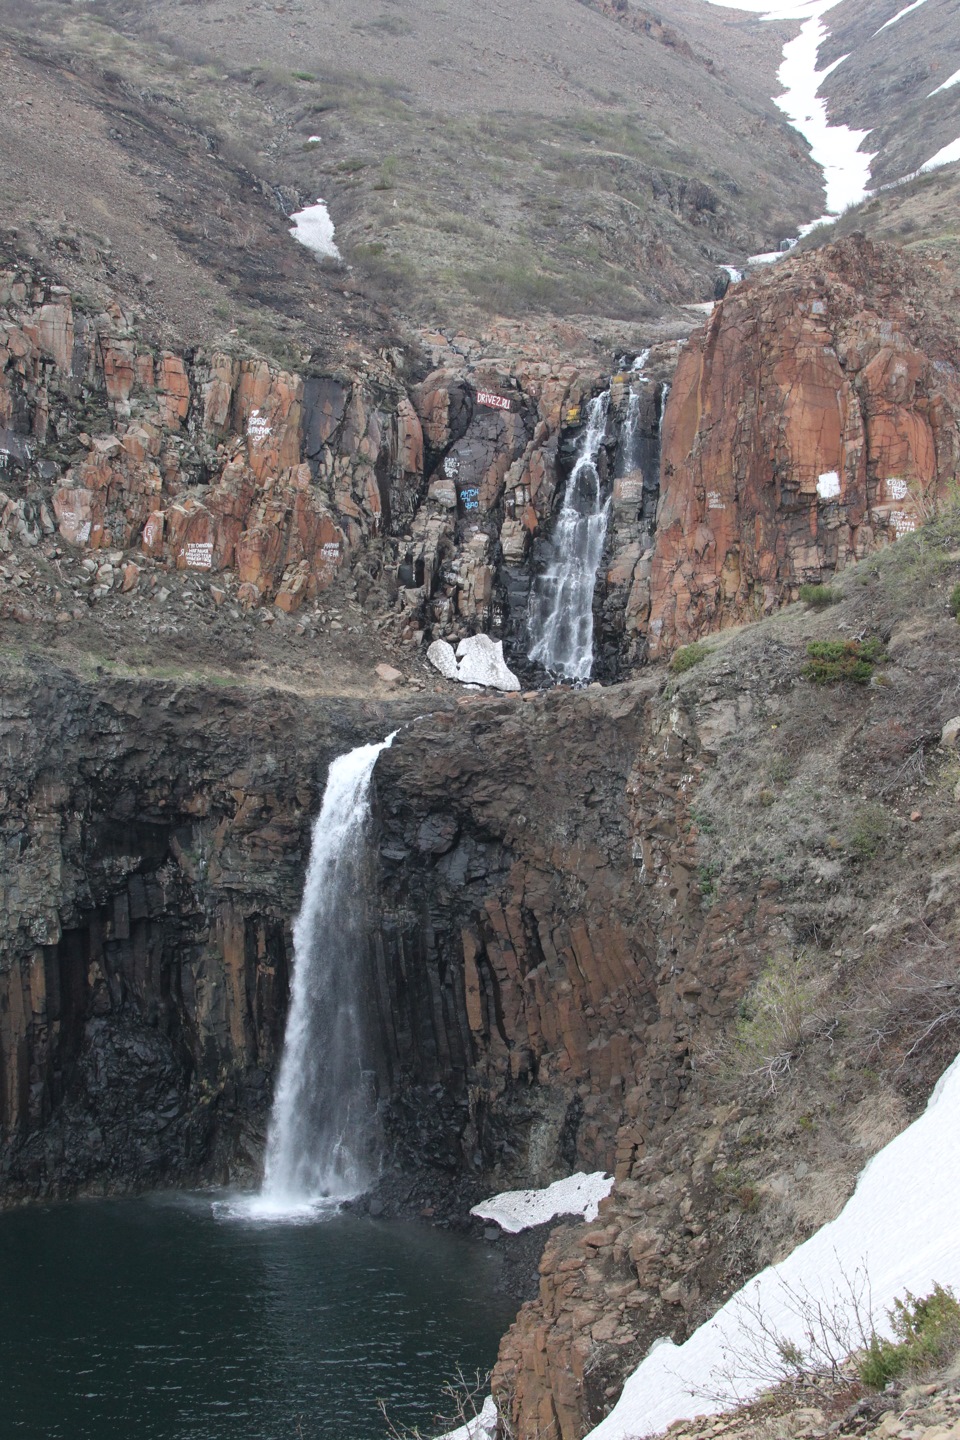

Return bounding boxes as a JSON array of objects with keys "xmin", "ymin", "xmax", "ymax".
[
  {"xmin": 526, "ymin": 390, "xmax": 612, "ymax": 683},
  {"xmin": 257, "ymin": 733, "xmax": 396, "ymax": 1216}
]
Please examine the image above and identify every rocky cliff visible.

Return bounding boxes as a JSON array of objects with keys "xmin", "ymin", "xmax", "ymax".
[
  {"xmin": 0, "ymin": 654, "xmax": 433, "ymax": 1198},
  {"xmin": 0, "ymin": 258, "xmax": 679, "ymax": 683},
  {"xmin": 3, "ymin": 204, "xmax": 960, "ymax": 1440},
  {"xmin": 648, "ymin": 237, "xmax": 960, "ymax": 656}
]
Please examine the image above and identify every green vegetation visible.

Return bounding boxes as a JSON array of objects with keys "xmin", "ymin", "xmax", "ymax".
[
  {"xmin": 802, "ymin": 637, "xmax": 885, "ymax": 685},
  {"xmin": 949, "ymin": 582, "xmax": 960, "ymax": 621},
  {"xmin": 726, "ymin": 953, "xmax": 821, "ymax": 1090},
  {"xmin": 670, "ymin": 641, "xmax": 712, "ymax": 674},
  {"xmin": 857, "ymin": 1285, "xmax": 960, "ymax": 1389},
  {"xmin": 798, "ymin": 583, "xmax": 840, "ymax": 608},
  {"xmin": 844, "ymin": 803, "xmax": 890, "ymax": 861}
]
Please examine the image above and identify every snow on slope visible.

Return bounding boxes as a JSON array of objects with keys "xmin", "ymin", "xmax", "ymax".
[
  {"xmin": 703, "ymin": 0, "xmax": 873, "ymax": 227},
  {"xmin": 470, "ymin": 1172, "xmax": 614, "ymax": 1234},
  {"xmin": 585, "ymin": 1049, "xmax": 960, "ymax": 1440},
  {"xmin": 289, "ymin": 199, "xmax": 341, "ymax": 260},
  {"xmin": 874, "ymin": 0, "xmax": 931, "ymax": 35},
  {"xmin": 929, "ymin": 68, "xmax": 960, "ymax": 97}
]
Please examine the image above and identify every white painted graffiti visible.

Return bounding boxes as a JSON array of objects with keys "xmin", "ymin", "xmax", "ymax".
[
  {"xmin": 476, "ymin": 390, "xmax": 512, "ymax": 412},
  {"xmin": 707, "ymin": 490, "xmax": 725, "ymax": 510},
  {"xmin": 817, "ymin": 470, "xmax": 841, "ymax": 499},
  {"xmin": 183, "ymin": 541, "xmax": 214, "ymax": 569},
  {"xmin": 890, "ymin": 510, "xmax": 917, "ymax": 538},
  {"xmin": 886, "ymin": 477, "xmax": 909, "ymax": 501},
  {"xmin": 247, "ymin": 408, "xmax": 272, "ymax": 444},
  {"xmin": 321, "ymin": 541, "xmax": 341, "ymax": 562},
  {"xmin": 443, "ymin": 454, "xmax": 460, "ymax": 477}
]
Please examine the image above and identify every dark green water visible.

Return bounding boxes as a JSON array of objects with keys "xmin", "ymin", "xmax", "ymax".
[{"xmin": 0, "ymin": 1194, "xmax": 517, "ymax": 1440}]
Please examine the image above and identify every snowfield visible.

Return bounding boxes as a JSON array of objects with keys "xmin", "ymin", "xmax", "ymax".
[{"xmin": 585, "ymin": 1049, "xmax": 960, "ymax": 1440}]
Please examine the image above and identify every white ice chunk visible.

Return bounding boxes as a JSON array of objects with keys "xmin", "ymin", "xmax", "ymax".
[
  {"xmin": 289, "ymin": 198, "xmax": 342, "ymax": 260},
  {"xmin": 817, "ymin": 469, "xmax": 841, "ymax": 498},
  {"xmin": 470, "ymin": 1172, "xmax": 615, "ymax": 1234},
  {"xmin": 586, "ymin": 1048, "xmax": 960, "ymax": 1440},
  {"xmin": 427, "ymin": 635, "xmax": 521, "ymax": 692},
  {"xmin": 454, "ymin": 635, "xmax": 521, "ymax": 691}
]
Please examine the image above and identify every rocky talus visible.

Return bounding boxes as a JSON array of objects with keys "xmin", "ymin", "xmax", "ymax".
[
  {"xmin": 660, "ymin": 1370, "xmax": 960, "ymax": 1440},
  {"xmin": 648, "ymin": 238, "xmax": 960, "ymax": 656}
]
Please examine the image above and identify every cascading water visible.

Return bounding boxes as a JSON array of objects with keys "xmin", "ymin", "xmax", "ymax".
[
  {"xmin": 618, "ymin": 388, "xmax": 642, "ymax": 478},
  {"xmin": 527, "ymin": 390, "xmax": 611, "ymax": 682},
  {"xmin": 257, "ymin": 733, "xmax": 396, "ymax": 1215}
]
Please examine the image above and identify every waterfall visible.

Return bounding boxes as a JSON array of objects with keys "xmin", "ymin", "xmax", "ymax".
[
  {"xmin": 618, "ymin": 388, "xmax": 642, "ymax": 478},
  {"xmin": 527, "ymin": 391, "xmax": 611, "ymax": 682},
  {"xmin": 257, "ymin": 733, "xmax": 396, "ymax": 1215}
]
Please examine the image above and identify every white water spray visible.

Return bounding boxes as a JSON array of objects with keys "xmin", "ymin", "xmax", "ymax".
[
  {"xmin": 527, "ymin": 391, "xmax": 611, "ymax": 682},
  {"xmin": 254, "ymin": 733, "xmax": 396, "ymax": 1218}
]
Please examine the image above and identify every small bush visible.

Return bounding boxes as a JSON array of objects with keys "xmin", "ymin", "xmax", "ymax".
[
  {"xmin": 856, "ymin": 1285, "xmax": 960, "ymax": 1389},
  {"xmin": 799, "ymin": 583, "xmax": 840, "ymax": 607},
  {"xmin": 949, "ymin": 582, "xmax": 960, "ymax": 621},
  {"xmin": 845, "ymin": 803, "xmax": 889, "ymax": 860},
  {"xmin": 670, "ymin": 641, "xmax": 712, "ymax": 674},
  {"xmin": 803, "ymin": 637, "xmax": 885, "ymax": 685}
]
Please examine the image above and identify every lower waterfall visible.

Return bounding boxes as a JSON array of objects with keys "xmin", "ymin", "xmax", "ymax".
[
  {"xmin": 258, "ymin": 733, "xmax": 396, "ymax": 1213},
  {"xmin": 527, "ymin": 390, "xmax": 611, "ymax": 682}
]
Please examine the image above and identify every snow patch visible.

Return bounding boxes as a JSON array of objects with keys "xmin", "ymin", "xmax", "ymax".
[
  {"xmin": 427, "ymin": 635, "xmax": 520, "ymax": 692},
  {"xmin": 920, "ymin": 135, "xmax": 960, "ymax": 173},
  {"xmin": 928, "ymin": 67, "xmax": 960, "ymax": 98},
  {"xmin": 435, "ymin": 1395, "xmax": 498, "ymax": 1440},
  {"xmin": 585, "ymin": 1048, "xmax": 960, "ymax": 1440},
  {"xmin": 289, "ymin": 199, "xmax": 341, "ymax": 260},
  {"xmin": 470, "ymin": 1172, "xmax": 614, "ymax": 1234},
  {"xmin": 873, "ymin": 0, "xmax": 930, "ymax": 35},
  {"xmin": 817, "ymin": 470, "xmax": 841, "ymax": 498}
]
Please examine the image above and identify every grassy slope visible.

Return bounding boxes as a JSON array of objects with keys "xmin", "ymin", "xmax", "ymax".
[{"xmin": 0, "ymin": 0, "xmax": 824, "ymax": 336}]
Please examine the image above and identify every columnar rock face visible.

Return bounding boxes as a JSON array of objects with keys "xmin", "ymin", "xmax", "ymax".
[
  {"xmin": 0, "ymin": 270, "xmax": 412, "ymax": 614},
  {"xmin": 0, "ymin": 658, "xmax": 424, "ymax": 1198},
  {"xmin": 648, "ymin": 237, "xmax": 960, "ymax": 656},
  {"xmin": 1, "ymin": 261, "xmax": 675, "ymax": 679}
]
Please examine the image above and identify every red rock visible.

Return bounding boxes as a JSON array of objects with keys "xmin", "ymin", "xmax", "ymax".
[{"xmin": 648, "ymin": 238, "xmax": 960, "ymax": 657}]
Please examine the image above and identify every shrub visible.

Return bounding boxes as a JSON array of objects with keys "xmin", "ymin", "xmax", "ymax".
[
  {"xmin": 844, "ymin": 803, "xmax": 889, "ymax": 860},
  {"xmin": 949, "ymin": 582, "xmax": 960, "ymax": 621},
  {"xmin": 726, "ymin": 953, "xmax": 823, "ymax": 1090},
  {"xmin": 670, "ymin": 641, "xmax": 712, "ymax": 674},
  {"xmin": 803, "ymin": 637, "xmax": 885, "ymax": 685},
  {"xmin": 856, "ymin": 1285, "xmax": 960, "ymax": 1389},
  {"xmin": 798, "ymin": 583, "xmax": 840, "ymax": 607}
]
